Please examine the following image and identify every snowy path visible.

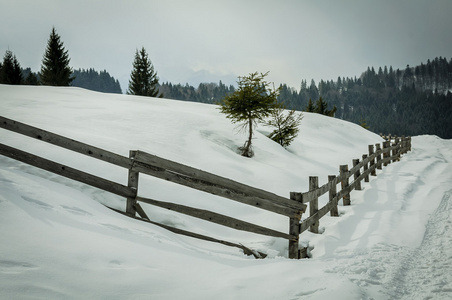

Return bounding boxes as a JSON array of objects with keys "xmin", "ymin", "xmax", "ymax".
[
  {"xmin": 319, "ymin": 136, "xmax": 452, "ymax": 299},
  {"xmin": 391, "ymin": 188, "xmax": 452, "ymax": 299}
]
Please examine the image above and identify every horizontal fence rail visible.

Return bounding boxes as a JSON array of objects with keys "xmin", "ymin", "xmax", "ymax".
[
  {"xmin": 0, "ymin": 116, "xmax": 132, "ymax": 168},
  {"xmin": 0, "ymin": 143, "xmax": 135, "ymax": 198},
  {"xmin": 287, "ymin": 135, "xmax": 411, "ymax": 258},
  {"xmin": 0, "ymin": 115, "xmax": 306, "ymax": 259},
  {"xmin": 0, "ymin": 115, "xmax": 411, "ymax": 259},
  {"xmin": 131, "ymin": 151, "xmax": 306, "ymax": 217}
]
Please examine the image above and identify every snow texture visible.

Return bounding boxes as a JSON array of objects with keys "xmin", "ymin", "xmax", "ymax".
[{"xmin": 0, "ymin": 85, "xmax": 451, "ymax": 299}]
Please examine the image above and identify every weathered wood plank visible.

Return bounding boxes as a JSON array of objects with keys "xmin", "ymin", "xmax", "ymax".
[
  {"xmin": 0, "ymin": 143, "xmax": 135, "ymax": 198},
  {"xmin": 340, "ymin": 165, "xmax": 351, "ymax": 205},
  {"xmin": 131, "ymin": 160, "xmax": 305, "ymax": 217},
  {"xmin": 133, "ymin": 151, "xmax": 306, "ymax": 213},
  {"xmin": 309, "ymin": 176, "xmax": 319, "ymax": 233},
  {"xmin": 392, "ymin": 137, "xmax": 400, "ymax": 163},
  {"xmin": 300, "ymin": 198, "xmax": 337, "ymax": 234},
  {"xmin": 329, "ymin": 175, "xmax": 338, "ymax": 217},
  {"xmin": 288, "ymin": 216, "xmax": 300, "ymax": 258},
  {"xmin": 134, "ymin": 202, "xmax": 150, "ymax": 220},
  {"xmin": 104, "ymin": 205, "xmax": 267, "ymax": 259},
  {"xmin": 383, "ymin": 141, "xmax": 390, "ymax": 166},
  {"xmin": 296, "ymin": 176, "xmax": 341, "ymax": 204},
  {"xmin": 298, "ymin": 152, "xmax": 379, "ymax": 204},
  {"xmin": 288, "ymin": 192, "xmax": 302, "ymax": 259},
  {"xmin": 0, "ymin": 116, "xmax": 132, "ymax": 169},
  {"xmin": 369, "ymin": 144, "xmax": 376, "ymax": 176},
  {"xmin": 363, "ymin": 154, "xmax": 369, "ymax": 182},
  {"xmin": 136, "ymin": 196, "xmax": 295, "ymax": 240},
  {"xmin": 352, "ymin": 159, "xmax": 362, "ymax": 190},
  {"xmin": 376, "ymin": 143, "xmax": 382, "ymax": 170},
  {"xmin": 126, "ymin": 150, "xmax": 139, "ymax": 217}
]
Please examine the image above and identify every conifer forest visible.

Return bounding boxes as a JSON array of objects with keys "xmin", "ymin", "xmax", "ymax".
[
  {"xmin": 159, "ymin": 57, "xmax": 452, "ymax": 139},
  {"xmin": 1, "ymin": 46, "xmax": 451, "ymax": 139}
]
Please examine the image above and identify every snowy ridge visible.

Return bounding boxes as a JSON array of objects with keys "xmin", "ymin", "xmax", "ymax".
[{"xmin": 1, "ymin": 85, "xmax": 451, "ymax": 299}]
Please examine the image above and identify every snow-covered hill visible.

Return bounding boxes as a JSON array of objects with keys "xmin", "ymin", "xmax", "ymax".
[{"xmin": 1, "ymin": 85, "xmax": 451, "ymax": 299}]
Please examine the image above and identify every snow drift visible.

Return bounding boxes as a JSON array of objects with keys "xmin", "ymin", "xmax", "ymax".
[{"xmin": 1, "ymin": 85, "xmax": 451, "ymax": 299}]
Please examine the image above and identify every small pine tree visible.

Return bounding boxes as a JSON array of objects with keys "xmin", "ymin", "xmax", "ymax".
[
  {"xmin": 219, "ymin": 71, "xmax": 280, "ymax": 157},
  {"xmin": 40, "ymin": 27, "xmax": 74, "ymax": 86},
  {"xmin": 305, "ymin": 97, "xmax": 336, "ymax": 116},
  {"xmin": 305, "ymin": 98, "xmax": 315, "ymax": 112},
  {"xmin": 0, "ymin": 50, "xmax": 23, "ymax": 84},
  {"xmin": 267, "ymin": 106, "xmax": 303, "ymax": 147},
  {"xmin": 24, "ymin": 72, "xmax": 39, "ymax": 85},
  {"xmin": 127, "ymin": 47, "xmax": 162, "ymax": 97}
]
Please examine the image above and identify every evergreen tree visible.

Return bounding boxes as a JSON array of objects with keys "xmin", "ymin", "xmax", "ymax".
[
  {"xmin": 219, "ymin": 71, "xmax": 280, "ymax": 157},
  {"xmin": 127, "ymin": 47, "xmax": 162, "ymax": 97},
  {"xmin": 315, "ymin": 97, "xmax": 337, "ymax": 116},
  {"xmin": 22, "ymin": 68, "xmax": 39, "ymax": 85},
  {"xmin": 308, "ymin": 79, "xmax": 319, "ymax": 101},
  {"xmin": 305, "ymin": 98, "xmax": 315, "ymax": 112},
  {"xmin": 40, "ymin": 27, "xmax": 74, "ymax": 86},
  {"xmin": 0, "ymin": 50, "xmax": 23, "ymax": 84},
  {"xmin": 72, "ymin": 68, "xmax": 122, "ymax": 93},
  {"xmin": 267, "ymin": 106, "xmax": 303, "ymax": 147}
]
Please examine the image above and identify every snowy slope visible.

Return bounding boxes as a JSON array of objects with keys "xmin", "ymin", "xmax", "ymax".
[{"xmin": 0, "ymin": 85, "xmax": 451, "ymax": 299}]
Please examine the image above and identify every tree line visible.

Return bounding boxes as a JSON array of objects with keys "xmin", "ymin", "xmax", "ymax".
[
  {"xmin": 158, "ymin": 81, "xmax": 236, "ymax": 104},
  {"xmin": 72, "ymin": 68, "xmax": 122, "ymax": 94},
  {"xmin": 156, "ymin": 59, "xmax": 452, "ymax": 139},
  {"xmin": 275, "ymin": 58, "xmax": 452, "ymax": 139},
  {"xmin": 1, "ymin": 27, "xmax": 450, "ymax": 138},
  {"xmin": 0, "ymin": 27, "xmax": 122, "ymax": 94}
]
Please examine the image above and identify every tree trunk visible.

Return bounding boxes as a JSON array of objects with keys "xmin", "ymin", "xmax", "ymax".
[{"xmin": 241, "ymin": 118, "xmax": 253, "ymax": 157}]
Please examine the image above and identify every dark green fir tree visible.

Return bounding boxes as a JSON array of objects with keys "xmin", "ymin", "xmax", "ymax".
[
  {"xmin": 305, "ymin": 98, "xmax": 315, "ymax": 112},
  {"xmin": 315, "ymin": 97, "xmax": 337, "ymax": 116},
  {"xmin": 127, "ymin": 47, "xmax": 162, "ymax": 97},
  {"xmin": 0, "ymin": 50, "xmax": 23, "ymax": 84},
  {"xmin": 40, "ymin": 27, "xmax": 74, "ymax": 86}
]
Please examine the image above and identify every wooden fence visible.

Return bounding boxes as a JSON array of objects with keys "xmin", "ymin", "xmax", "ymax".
[
  {"xmin": 289, "ymin": 135, "xmax": 411, "ymax": 258},
  {"xmin": 0, "ymin": 115, "xmax": 411, "ymax": 259},
  {"xmin": 0, "ymin": 116, "xmax": 307, "ymax": 259}
]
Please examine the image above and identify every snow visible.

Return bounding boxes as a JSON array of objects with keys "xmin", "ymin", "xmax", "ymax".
[{"xmin": 1, "ymin": 84, "xmax": 451, "ymax": 299}]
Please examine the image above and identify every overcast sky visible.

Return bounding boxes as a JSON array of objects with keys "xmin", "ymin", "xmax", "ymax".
[{"xmin": 1, "ymin": 0, "xmax": 451, "ymax": 92}]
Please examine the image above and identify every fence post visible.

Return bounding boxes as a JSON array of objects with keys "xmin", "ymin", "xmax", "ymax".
[
  {"xmin": 408, "ymin": 136, "xmax": 412, "ymax": 152},
  {"xmin": 329, "ymin": 175, "xmax": 338, "ymax": 217},
  {"xmin": 352, "ymin": 159, "xmax": 362, "ymax": 190},
  {"xmin": 340, "ymin": 165, "xmax": 351, "ymax": 206},
  {"xmin": 376, "ymin": 143, "xmax": 382, "ymax": 170},
  {"xmin": 401, "ymin": 136, "xmax": 406, "ymax": 154},
  {"xmin": 393, "ymin": 137, "xmax": 400, "ymax": 162},
  {"xmin": 362, "ymin": 154, "xmax": 369, "ymax": 182},
  {"xmin": 289, "ymin": 192, "xmax": 301, "ymax": 259},
  {"xmin": 369, "ymin": 144, "xmax": 376, "ymax": 176},
  {"xmin": 309, "ymin": 176, "xmax": 319, "ymax": 233},
  {"xmin": 383, "ymin": 141, "xmax": 390, "ymax": 166},
  {"xmin": 126, "ymin": 150, "xmax": 139, "ymax": 217}
]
